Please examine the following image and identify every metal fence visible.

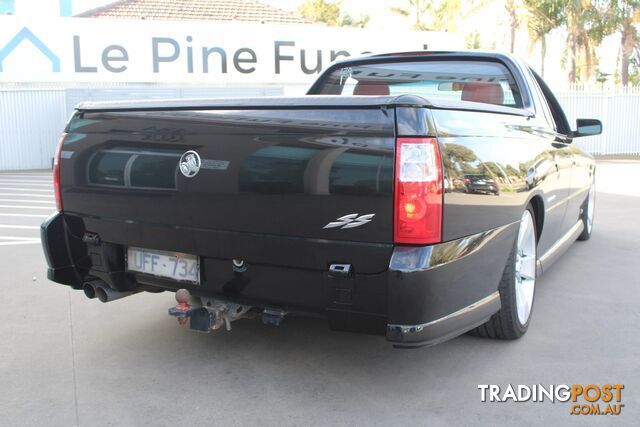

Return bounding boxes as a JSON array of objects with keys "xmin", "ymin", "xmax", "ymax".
[
  {"xmin": 0, "ymin": 89, "xmax": 67, "ymax": 170},
  {"xmin": 556, "ymin": 84, "xmax": 640, "ymax": 156},
  {"xmin": 1, "ymin": 84, "xmax": 639, "ymax": 170},
  {"xmin": 0, "ymin": 85, "xmax": 285, "ymax": 170}
]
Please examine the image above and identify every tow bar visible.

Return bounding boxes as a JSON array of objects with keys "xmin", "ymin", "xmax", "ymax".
[{"xmin": 168, "ymin": 289, "xmax": 285, "ymax": 332}]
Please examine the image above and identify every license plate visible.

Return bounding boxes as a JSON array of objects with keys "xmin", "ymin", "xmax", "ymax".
[
  {"xmin": 127, "ymin": 247, "xmax": 200, "ymax": 284},
  {"xmin": 476, "ymin": 180, "xmax": 486, "ymax": 184}
]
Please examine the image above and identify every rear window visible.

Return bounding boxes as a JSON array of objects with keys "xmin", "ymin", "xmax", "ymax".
[
  {"xmin": 88, "ymin": 148, "xmax": 179, "ymax": 190},
  {"xmin": 239, "ymin": 146, "xmax": 319, "ymax": 194},
  {"xmin": 313, "ymin": 60, "xmax": 522, "ymax": 108}
]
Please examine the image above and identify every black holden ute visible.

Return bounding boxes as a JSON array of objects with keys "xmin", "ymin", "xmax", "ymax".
[{"xmin": 41, "ymin": 52, "xmax": 601, "ymax": 347}]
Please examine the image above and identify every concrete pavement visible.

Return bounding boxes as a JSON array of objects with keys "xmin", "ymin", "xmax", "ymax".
[{"xmin": 0, "ymin": 163, "xmax": 638, "ymax": 426}]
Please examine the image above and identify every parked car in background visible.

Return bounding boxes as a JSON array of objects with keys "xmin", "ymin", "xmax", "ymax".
[
  {"xmin": 42, "ymin": 52, "xmax": 601, "ymax": 347},
  {"xmin": 463, "ymin": 174, "xmax": 500, "ymax": 195}
]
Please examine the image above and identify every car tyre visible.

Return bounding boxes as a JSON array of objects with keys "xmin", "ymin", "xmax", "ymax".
[
  {"xmin": 470, "ymin": 205, "xmax": 537, "ymax": 340},
  {"xmin": 577, "ymin": 182, "xmax": 595, "ymax": 241}
]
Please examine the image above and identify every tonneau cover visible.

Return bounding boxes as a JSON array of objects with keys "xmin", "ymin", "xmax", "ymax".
[{"xmin": 76, "ymin": 95, "xmax": 529, "ymax": 117}]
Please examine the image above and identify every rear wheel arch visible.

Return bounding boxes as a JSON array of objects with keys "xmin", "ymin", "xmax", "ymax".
[
  {"xmin": 469, "ymin": 203, "xmax": 538, "ymax": 339},
  {"xmin": 528, "ymin": 195, "xmax": 544, "ymax": 243}
]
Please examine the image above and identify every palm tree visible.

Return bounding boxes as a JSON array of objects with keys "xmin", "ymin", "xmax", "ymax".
[
  {"xmin": 563, "ymin": 0, "xmax": 611, "ymax": 82},
  {"xmin": 391, "ymin": 0, "xmax": 434, "ymax": 30},
  {"xmin": 604, "ymin": 0, "xmax": 640, "ymax": 85},
  {"xmin": 391, "ymin": 0, "xmax": 484, "ymax": 32},
  {"xmin": 524, "ymin": 0, "xmax": 564, "ymax": 77},
  {"xmin": 505, "ymin": 0, "xmax": 521, "ymax": 53},
  {"xmin": 564, "ymin": 0, "xmax": 591, "ymax": 82}
]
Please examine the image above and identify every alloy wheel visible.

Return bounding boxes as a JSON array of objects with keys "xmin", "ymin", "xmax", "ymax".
[
  {"xmin": 586, "ymin": 184, "xmax": 595, "ymax": 234},
  {"xmin": 514, "ymin": 210, "xmax": 536, "ymax": 325}
]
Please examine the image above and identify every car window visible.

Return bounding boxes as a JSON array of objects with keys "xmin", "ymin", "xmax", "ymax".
[
  {"xmin": 529, "ymin": 69, "xmax": 572, "ymax": 136},
  {"xmin": 526, "ymin": 68, "xmax": 556, "ymax": 131},
  {"xmin": 314, "ymin": 60, "xmax": 523, "ymax": 108},
  {"xmin": 88, "ymin": 148, "xmax": 179, "ymax": 190},
  {"xmin": 329, "ymin": 151, "xmax": 393, "ymax": 195},
  {"xmin": 239, "ymin": 145, "xmax": 319, "ymax": 194}
]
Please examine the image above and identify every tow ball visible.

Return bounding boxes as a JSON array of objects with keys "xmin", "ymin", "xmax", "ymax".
[
  {"xmin": 168, "ymin": 289, "xmax": 214, "ymax": 332},
  {"xmin": 168, "ymin": 289, "xmax": 265, "ymax": 332}
]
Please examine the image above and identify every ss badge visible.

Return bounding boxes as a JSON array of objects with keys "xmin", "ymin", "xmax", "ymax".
[{"xmin": 323, "ymin": 213, "xmax": 375, "ymax": 229}]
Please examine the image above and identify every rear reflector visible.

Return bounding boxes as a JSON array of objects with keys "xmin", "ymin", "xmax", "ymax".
[
  {"xmin": 54, "ymin": 133, "xmax": 66, "ymax": 211},
  {"xmin": 394, "ymin": 137, "xmax": 443, "ymax": 244}
]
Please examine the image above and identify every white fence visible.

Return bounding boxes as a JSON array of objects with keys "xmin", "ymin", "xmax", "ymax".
[
  {"xmin": 0, "ymin": 84, "xmax": 639, "ymax": 170},
  {"xmin": 556, "ymin": 84, "xmax": 640, "ymax": 156}
]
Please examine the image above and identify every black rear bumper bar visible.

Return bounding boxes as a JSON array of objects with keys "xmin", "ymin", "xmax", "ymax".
[
  {"xmin": 41, "ymin": 212, "xmax": 517, "ymax": 347},
  {"xmin": 386, "ymin": 292, "xmax": 500, "ymax": 347},
  {"xmin": 40, "ymin": 212, "xmax": 83, "ymax": 288}
]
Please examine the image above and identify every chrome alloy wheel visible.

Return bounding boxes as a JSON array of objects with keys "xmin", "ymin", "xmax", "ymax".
[
  {"xmin": 586, "ymin": 184, "xmax": 595, "ymax": 234},
  {"xmin": 514, "ymin": 210, "xmax": 536, "ymax": 325}
]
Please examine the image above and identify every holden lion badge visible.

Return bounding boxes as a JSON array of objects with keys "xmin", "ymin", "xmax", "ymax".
[{"xmin": 179, "ymin": 150, "xmax": 201, "ymax": 178}]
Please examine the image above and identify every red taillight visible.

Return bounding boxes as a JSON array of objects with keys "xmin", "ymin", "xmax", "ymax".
[
  {"xmin": 54, "ymin": 133, "xmax": 66, "ymax": 211},
  {"xmin": 394, "ymin": 137, "xmax": 443, "ymax": 244}
]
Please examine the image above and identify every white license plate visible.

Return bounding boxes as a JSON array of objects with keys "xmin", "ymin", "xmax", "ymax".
[{"xmin": 127, "ymin": 247, "xmax": 200, "ymax": 284}]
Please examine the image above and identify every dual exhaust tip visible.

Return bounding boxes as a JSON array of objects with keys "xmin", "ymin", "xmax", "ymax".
[{"xmin": 83, "ymin": 280, "xmax": 135, "ymax": 303}]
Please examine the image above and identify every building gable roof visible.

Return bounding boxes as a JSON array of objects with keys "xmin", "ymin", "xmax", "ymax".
[{"xmin": 77, "ymin": 0, "xmax": 312, "ymax": 25}]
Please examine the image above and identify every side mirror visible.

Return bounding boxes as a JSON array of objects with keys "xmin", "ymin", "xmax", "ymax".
[{"xmin": 573, "ymin": 119, "xmax": 602, "ymax": 138}]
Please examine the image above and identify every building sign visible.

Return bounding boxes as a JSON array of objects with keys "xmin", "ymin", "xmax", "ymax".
[{"xmin": 0, "ymin": 17, "xmax": 464, "ymax": 83}]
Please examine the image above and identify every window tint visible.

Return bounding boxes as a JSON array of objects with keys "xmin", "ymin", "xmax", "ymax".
[
  {"xmin": 88, "ymin": 152, "xmax": 129, "ymax": 187},
  {"xmin": 130, "ymin": 155, "xmax": 179, "ymax": 189},
  {"xmin": 527, "ymin": 68, "xmax": 555, "ymax": 131},
  {"xmin": 329, "ymin": 152, "xmax": 393, "ymax": 195},
  {"xmin": 239, "ymin": 146, "xmax": 319, "ymax": 194},
  {"xmin": 529, "ymin": 68, "xmax": 572, "ymax": 136},
  {"xmin": 88, "ymin": 149, "xmax": 179, "ymax": 190},
  {"xmin": 315, "ymin": 60, "xmax": 523, "ymax": 108}
]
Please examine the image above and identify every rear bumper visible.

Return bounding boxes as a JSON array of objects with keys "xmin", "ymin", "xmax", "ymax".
[
  {"xmin": 41, "ymin": 212, "xmax": 517, "ymax": 347},
  {"xmin": 40, "ymin": 212, "xmax": 83, "ymax": 289},
  {"xmin": 384, "ymin": 222, "xmax": 516, "ymax": 347},
  {"xmin": 386, "ymin": 292, "xmax": 500, "ymax": 347}
]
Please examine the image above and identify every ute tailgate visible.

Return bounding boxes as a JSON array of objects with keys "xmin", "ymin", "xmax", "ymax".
[{"xmin": 60, "ymin": 97, "xmax": 399, "ymax": 274}]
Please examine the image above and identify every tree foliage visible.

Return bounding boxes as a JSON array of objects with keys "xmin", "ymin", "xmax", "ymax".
[
  {"xmin": 298, "ymin": 0, "xmax": 338, "ymax": 25},
  {"xmin": 298, "ymin": 0, "xmax": 370, "ymax": 28},
  {"xmin": 298, "ymin": 0, "xmax": 341, "ymax": 26},
  {"xmin": 595, "ymin": 0, "xmax": 640, "ymax": 85},
  {"xmin": 339, "ymin": 13, "xmax": 371, "ymax": 28},
  {"xmin": 298, "ymin": 0, "xmax": 371, "ymax": 28},
  {"xmin": 523, "ymin": 0, "xmax": 615, "ymax": 82},
  {"xmin": 391, "ymin": 0, "xmax": 484, "ymax": 32},
  {"xmin": 524, "ymin": 0, "xmax": 564, "ymax": 77},
  {"xmin": 563, "ymin": 1, "xmax": 616, "ymax": 82},
  {"xmin": 505, "ymin": 0, "xmax": 523, "ymax": 53},
  {"xmin": 465, "ymin": 31, "xmax": 482, "ymax": 49},
  {"xmin": 383, "ymin": 0, "xmax": 640, "ymax": 85}
]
